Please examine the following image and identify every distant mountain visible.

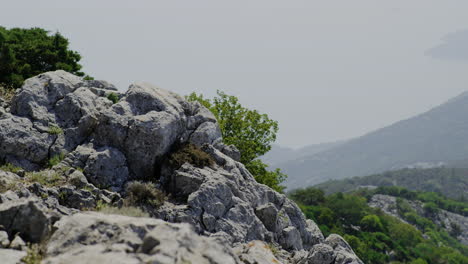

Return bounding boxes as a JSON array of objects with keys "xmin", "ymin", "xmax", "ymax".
[
  {"xmin": 262, "ymin": 141, "xmax": 345, "ymax": 167},
  {"xmin": 313, "ymin": 167, "xmax": 468, "ymax": 200},
  {"xmin": 281, "ymin": 91, "xmax": 468, "ymax": 190}
]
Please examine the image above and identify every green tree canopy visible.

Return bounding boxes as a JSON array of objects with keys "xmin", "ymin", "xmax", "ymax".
[
  {"xmin": 187, "ymin": 91, "xmax": 287, "ymax": 192},
  {"xmin": 0, "ymin": 27, "xmax": 87, "ymax": 88}
]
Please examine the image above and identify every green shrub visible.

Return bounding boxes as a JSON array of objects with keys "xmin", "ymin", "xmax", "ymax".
[
  {"xmin": 106, "ymin": 92, "xmax": 119, "ymax": 104},
  {"xmin": 168, "ymin": 143, "xmax": 214, "ymax": 169},
  {"xmin": 124, "ymin": 181, "xmax": 166, "ymax": 208},
  {"xmin": 47, "ymin": 125, "xmax": 63, "ymax": 135},
  {"xmin": 48, "ymin": 153, "xmax": 65, "ymax": 168}
]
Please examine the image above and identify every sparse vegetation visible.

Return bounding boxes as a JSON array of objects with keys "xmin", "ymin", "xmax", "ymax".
[
  {"xmin": 124, "ymin": 181, "xmax": 166, "ymax": 208},
  {"xmin": 21, "ymin": 243, "xmax": 45, "ymax": 264},
  {"xmin": 168, "ymin": 143, "xmax": 214, "ymax": 169},
  {"xmin": 106, "ymin": 92, "xmax": 119, "ymax": 104},
  {"xmin": 25, "ymin": 170, "xmax": 64, "ymax": 187},
  {"xmin": 47, "ymin": 125, "xmax": 63, "ymax": 135},
  {"xmin": 0, "ymin": 162, "xmax": 22, "ymax": 174},
  {"xmin": 0, "ymin": 84, "xmax": 15, "ymax": 102},
  {"xmin": 97, "ymin": 204, "xmax": 150, "ymax": 218},
  {"xmin": 47, "ymin": 153, "xmax": 65, "ymax": 168}
]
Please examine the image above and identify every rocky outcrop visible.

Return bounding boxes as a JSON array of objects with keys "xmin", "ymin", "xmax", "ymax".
[
  {"xmin": 0, "ymin": 71, "xmax": 362, "ymax": 263},
  {"xmin": 369, "ymin": 194, "xmax": 468, "ymax": 245}
]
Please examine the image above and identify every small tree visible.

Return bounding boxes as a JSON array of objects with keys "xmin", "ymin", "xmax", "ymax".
[
  {"xmin": 187, "ymin": 91, "xmax": 287, "ymax": 192},
  {"xmin": 0, "ymin": 27, "xmax": 88, "ymax": 88}
]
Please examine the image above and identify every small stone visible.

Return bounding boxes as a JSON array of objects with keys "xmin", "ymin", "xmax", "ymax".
[
  {"xmin": 9, "ymin": 235, "xmax": 26, "ymax": 250},
  {"xmin": 0, "ymin": 230, "xmax": 10, "ymax": 248}
]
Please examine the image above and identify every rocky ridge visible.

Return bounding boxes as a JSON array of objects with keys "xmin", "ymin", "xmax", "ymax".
[{"xmin": 0, "ymin": 71, "xmax": 362, "ymax": 263}]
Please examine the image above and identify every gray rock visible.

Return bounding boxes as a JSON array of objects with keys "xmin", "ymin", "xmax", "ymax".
[
  {"xmin": 325, "ymin": 234, "xmax": 363, "ymax": 264},
  {"xmin": 0, "ymin": 198, "xmax": 52, "ymax": 243},
  {"xmin": 68, "ymin": 170, "xmax": 89, "ymax": 188},
  {"xmin": 10, "ymin": 70, "xmax": 83, "ymax": 123},
  {"xmin": 93, "ymin": 82, "xmax": 219, "ymax": 180},
  {"xmin": 0, "ymin": 248, "xmax": 27, "ymax": 264},
  {"xmin": 189, "ymin": 121, "xmax": 221, "ymax": 146},
  {"xmin": 0, "ymin": 230, "xmax": 9, "ymax": 248},
  {"xmin": 0, "ymin": 116, "xmax": 53, "ymax": 166},
  {"xmin": 306, "ymin": 219, "xmax": 325, "ymax": 245},
  {"xmin": 255, "ymin": 203, "xmax": 278, "ymax": 232},
  {"xmin": 307, "ymin": 244, "xmax": 335, "ymax": 264},
  {"xmin": 235, "ymin": 241, "xmax": 283, "ymax": 264},
  {"xmin": 280, "ymin": 226, "xmax": 302, "ymax": 250},
  {"xmin": 9, "ymin": 235, "xmax": 26, "ymax": 250},
  {"xmin": 44, "ymin": 212, "xmax": 241, "ymax": 264}
]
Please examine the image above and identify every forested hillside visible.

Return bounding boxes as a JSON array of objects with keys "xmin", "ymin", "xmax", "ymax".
[
  {"xmin": 289, "ymin": 187, "xmax": 468, "ymax": 264},
  {"xmin": 314, "ymin": 167, "xmax": 468, "ymax": 200}
]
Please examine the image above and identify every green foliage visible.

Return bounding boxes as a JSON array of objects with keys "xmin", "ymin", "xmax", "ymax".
[
  {"xmin": 423, "ymin": 202, "xmax": 439, "ymax": 216},
  {"xmin": 0, "ymin": 27, "xmax": 86, "ymax": 88},
  {"xmin": 289, "ymin": 187, "xmax": 468, "ymax": 264},
  {"xmin": 245, "ymin": 159, "xmax": 287, "ymax": 193},
  {"xmin": 168, "ymin": 143, "xmax": 214, "ymax": 169},
  {"xmin": 106, "ymin": 92, "xmax": 119, "ymax": 104},
  {"xmin": 315, "ymin": 167, "xmax": 468, "ymax": 200},
  {"xmin": 47, "ymin": 125, "xmax": 63, "ymax": 135},
  {"xmin": 187, "ymin": 91, "xmax": 286, "ymax": 192},
  {"xmin": 124, "ymin": 181, "xmax": 166, "ymax": 208},
  {"xmin": 289, "ymin": 187, "xmax": 325, "ymax": 206},
  {"xmin": 360, "ymin": 215, "xmax": 384, "ymax": 232},
  {"xmin": 187, "ymin": 91, "xmax": 278, "ymax": 164}
]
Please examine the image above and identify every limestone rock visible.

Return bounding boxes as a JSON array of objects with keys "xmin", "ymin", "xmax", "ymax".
[
  {"xmin": 9, "ymin": 235, "xmax": 26, "ymax": 250},
  {"xmin": 0, "ymin": 198, "xmax": 53, "ymax": 243},
  {"xmin": 44, "ymin": 212, "xmax": 241, "ymax": 264},
  {"xmin": 235, "ymin": 241, "xmax": 283, "ymax": 264},
  {"xmin": 0, "ymin": 248, "xmax": 27, "ymax": 264},
  {"xmin": 0, "ymin": 230, "xmax": 9, "ymax": 248},
  {"xmin": 325, "ymin": 234, "xmax": 363, "ymax": 264},
  {"xmin": 307, "ymin": 244, "xmax": 335, "ymax": 264}
]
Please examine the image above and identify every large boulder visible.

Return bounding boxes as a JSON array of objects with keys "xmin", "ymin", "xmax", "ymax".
[
  {"xmin": 44, "ymin": 212, "xmax": 241, "ymax": 264},
  {"xmin": 0, "ymin": 198, "xmax": 54, "ymax": 243},
  {"xmin": 93, "ymin": 82, "xmax": 219, "ymax": 179}
]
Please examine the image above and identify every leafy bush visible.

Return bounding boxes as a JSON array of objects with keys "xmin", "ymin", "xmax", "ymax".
[
  {"xmin": 168, "ymin": 143, "xmax": 214, "ymax": 169},
  {"xmin": 124, "ymin": 181, "xmax": 166, "ymax": 208},
  {"xmin": 47, "ymin": 125, "xmax": 63, "ymax": 135},
  {"xmin": 106, "ymin": 92, "xmax": 119, "ymax": 104},
  {"xmin": 187, "ymin": 91, "xmax": 287, "ymax": 192}
]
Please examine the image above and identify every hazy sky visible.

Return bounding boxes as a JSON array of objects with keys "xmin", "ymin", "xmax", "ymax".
[{"xmin": 3, "ymin": 1, "xmax": 468, "ymax": 148}]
